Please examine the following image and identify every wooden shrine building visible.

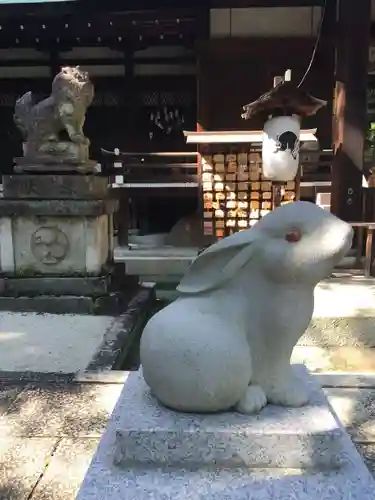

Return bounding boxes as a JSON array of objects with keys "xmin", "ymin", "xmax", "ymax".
[{"xmin": 0, "ymin": 0, "xmax": 373, "ymax": 236}]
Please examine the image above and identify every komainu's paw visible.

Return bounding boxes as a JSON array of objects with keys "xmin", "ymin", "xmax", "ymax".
[
  {"xmin": 235, "ymin": 384, "xmax": 267, "ymax": 414},
  {"xmin": 70, "ymin": 133, "xmax": 89, "ymax": 145},
  {"xmin": 265, "ymin": 376, "xmax": 310, "ymax": 407}
]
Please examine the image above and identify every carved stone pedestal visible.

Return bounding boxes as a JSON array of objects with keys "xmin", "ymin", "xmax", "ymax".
[
  {"xmin": 0, "ymin": 174, "xmax": 122, "ymax": 314},
  {"xmin": 76, "ymin": 366, "xmax": 375, "ymax": 500}
]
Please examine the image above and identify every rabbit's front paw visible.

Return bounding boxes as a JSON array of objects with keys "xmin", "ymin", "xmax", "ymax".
[
  {"xmin": 235, "ymin": 384, "xmax": 267, "ymax": 414},
  {"xmin": 265, "ymin": 376, "xmax": 310, "ymax": 407}
]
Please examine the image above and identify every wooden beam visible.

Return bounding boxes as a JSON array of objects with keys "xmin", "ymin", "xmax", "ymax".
[
  {"xmin": 331, "ymin": 0, "xmax": 371, "ymax": 222},
  {"xmin": 0, "ymin": 0, "xmax": 326, "ymax": 18},
  {"xmin": 72, "ymin": 0, "xmax": 209, "ymax": 13},
  {"xmin": 211, "ymin": 0, "xmax": 325, "ymax": 5},
  {"xmin": 0, "ymin": 1, "xmax": 77, "ymax": 17},
  {"xmin": 0, "ymin": 8, "xmax": 203, "ymax": 49},
  {"xmin": 88, "ymin": 0, "xmax": 324, "ymax": 8},
  {"xmin": 124, "ymin": 47, "xmax": 137, "ymax": 150},
  {"xmin": 85, "ymin": 0, "xmax": 325, "ymax": 10},
  {"xmin": 0, "ymin": 56, "xmax": 195, "ymax": 68},
  {"xmin": 0, "ymin": 37, "xmax": 197, "ymax": 50}
]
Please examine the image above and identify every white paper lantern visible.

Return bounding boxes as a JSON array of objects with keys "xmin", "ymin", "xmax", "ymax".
[{"xmin": 262, "ymin": 115, "xmax": 300, "ymax": 182}]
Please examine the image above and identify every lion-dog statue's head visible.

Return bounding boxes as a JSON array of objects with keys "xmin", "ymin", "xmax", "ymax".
[{"xmin": 52, "ymin": 66, "xmax": 94, "ymax": 109}]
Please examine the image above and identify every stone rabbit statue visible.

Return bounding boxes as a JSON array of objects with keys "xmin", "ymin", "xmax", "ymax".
[{"xmin": 140, "ymin": 201, "xmax": 353, "ymax": 414}]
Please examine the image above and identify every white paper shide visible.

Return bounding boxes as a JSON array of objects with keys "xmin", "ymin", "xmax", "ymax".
[{"xmin": 262, "ymin": 115, "xmax": 300, "ymax": 181}]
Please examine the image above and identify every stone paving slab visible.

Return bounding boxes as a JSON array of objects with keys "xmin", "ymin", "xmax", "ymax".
[
  {"xmin": 31, "ymin": 438, "xmax": 100, "ymax": 500},
  {"xmin": 324, "ymin": 388, "xmax": 375, "ymax": 442},
  {"xmin": 0, "ymin": 437, "xmax": 56, "ymax": 500},
  {"xmin": 0, "ymin": 382, "xmax": 123, "ymax": 438},
  {"xmin": 0, "ymin": 375, "xmax": 375, "ymax": 499},
  {"xmin": 292, "ymin": 346, "xmax": 375, "ymax": 372},
  {"xmin": 314, "ymin": 372, "xmax": 375, "ymax": 388},
  {"xmin": 355, "ymin": 444, "xmax": 375, "ymax": 476},
  {"xmin": 0, "ymin": 312, "xmax": 115, "ymax": 373}
]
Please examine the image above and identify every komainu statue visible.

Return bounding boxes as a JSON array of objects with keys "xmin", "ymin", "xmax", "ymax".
[
  {"xmin": 140, "ymin": 201, "xmax": 353, "ymax": 415},
  {"xmin": 14, "ymin": 66, "xmax": 94, "ymax": 166}
]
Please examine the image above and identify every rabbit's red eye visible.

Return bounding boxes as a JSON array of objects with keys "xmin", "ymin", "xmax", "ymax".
[{"xmin": 285, "ymin": 229, "xmax": 301, "ymax": 243}]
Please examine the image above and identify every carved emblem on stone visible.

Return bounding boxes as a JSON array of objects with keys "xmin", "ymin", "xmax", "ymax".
[{"xmin": 31, "ymin": 226, "xmax": 69, "ymax": 265}]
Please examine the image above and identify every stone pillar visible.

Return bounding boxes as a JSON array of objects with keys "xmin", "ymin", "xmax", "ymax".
[{"xmin": 0, "ymin": 174, "xmax": 119, "ymax": 313}]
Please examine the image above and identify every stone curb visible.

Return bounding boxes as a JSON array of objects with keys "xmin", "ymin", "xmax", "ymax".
[
  {"xmin": 1, "ymin": 370, "xmax": 375, "ymax": 389},
  {"xmin": 0, "ymin": 370, "xmax": 130, "ymax": 385},
  {"xmin": 312, "ymin": 372, "xmax": 375, "ymax": 388},
  {"xmin": 0, "ymin": 371, "xmax": 76, "ymax": 385},
  {"xmin": 84, "ymin": 285, "xmax": 156, "ymax": 371}
]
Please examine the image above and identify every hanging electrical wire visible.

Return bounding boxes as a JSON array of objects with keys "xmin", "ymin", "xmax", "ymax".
[{"xmin": 297, "ymin": 0, "xmax": 327, "ymax": 88}]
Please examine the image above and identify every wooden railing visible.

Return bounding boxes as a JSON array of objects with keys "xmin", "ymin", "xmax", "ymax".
[
  {"xmin": 351, "ymin": 223, "xmax": 375, "ymax": 277},
  {"xmin": 101, "ymin": 150, "xmax": 200, "ymax": 245},
  {"xmin": 102, "ymin": 147, "xmax": 335, "ymax": 248},
  {"xmin": 102, "ymin": 149, "xmax": 199, "ymax": 188}
]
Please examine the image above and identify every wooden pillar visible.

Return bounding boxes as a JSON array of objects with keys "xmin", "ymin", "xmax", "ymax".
[
  {"xmin": 124, "ymin": 48, "xmax": 135, "ymax": 147},
  {"xmin": 49, "ymin": 49, "xmax": 60, "ymax": 77},
  {"xmin": 331, "ymin": 0, "xmax": 371, "ymax": 222}
]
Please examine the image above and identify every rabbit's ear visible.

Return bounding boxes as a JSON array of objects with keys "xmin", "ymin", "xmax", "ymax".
[{"xmin": 177, "ymin": 229, "xmax": 260, "ymax": 294}]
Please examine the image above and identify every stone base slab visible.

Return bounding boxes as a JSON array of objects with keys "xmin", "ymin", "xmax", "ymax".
[
  {"xmin": 2, "ymin": 276, "xmax": 111, "ymax": 297},
  {"xmin": 17, "ymin": 140, "xmax": 91, "ymax": 165},
  {"xmin": 0, "ymin": 293, "xmax": 129, "ymax": 315},
  {"xmin": 0, "ymin": 198, "xmax": 117, "ymax": 216},
  {"xmin": 2, "ymin": 174, "xmax": 109, "ymax": 200},
  {"xmin": 112, "ymin": 367, "xmax": 346, "ymax": 470},
  {"xmin": 0, "ymin": 295, "xmax": 98, "ymax": 314},
  {"xmin": 76, "ymin": 366, "xmax": 375, "ymax": 500},
  {"xmin": 14, "ymin": 157, "xmax": 97, "ymax": 174},
  {"xmin": 77, "ymin": 462, "xmax": 374, "ymax": 500}
]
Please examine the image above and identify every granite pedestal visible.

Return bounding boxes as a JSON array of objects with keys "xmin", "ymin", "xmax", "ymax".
[
  {"xmin": 0, "ymin": 173, "xmax": 120, "ymax": 313},
  {"xmin": 76, "ymin": 365, "xmax": 375, "ymax": 500}
]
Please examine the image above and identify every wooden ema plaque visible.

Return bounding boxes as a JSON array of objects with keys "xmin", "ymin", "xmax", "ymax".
[{"xmin": 201, "ymin": 150, "xmax": 297, "ymax": 240}]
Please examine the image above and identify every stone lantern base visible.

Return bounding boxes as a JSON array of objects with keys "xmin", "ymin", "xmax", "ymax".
[{"xmin": 0, "ymin": 173, "xmax": 126, "ymax": 314}]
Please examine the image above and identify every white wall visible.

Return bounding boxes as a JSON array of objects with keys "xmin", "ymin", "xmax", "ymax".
[{"xmin": 210, "ymin": 6, "xmax": 323, "ymax": 38}]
